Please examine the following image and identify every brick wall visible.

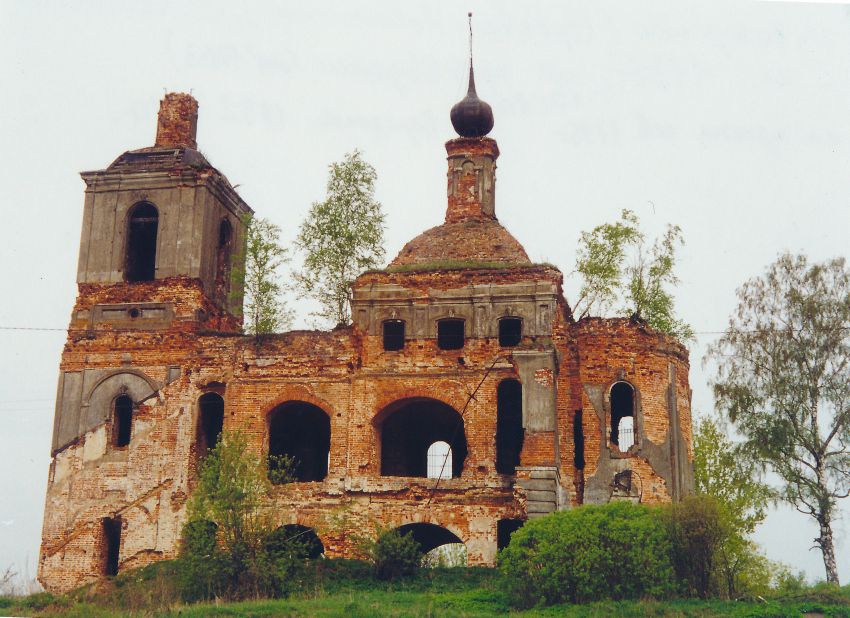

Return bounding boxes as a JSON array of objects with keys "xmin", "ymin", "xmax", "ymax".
[{"xmin": 39, "ymin": 273, "xmax": 692, "ymax": 592}]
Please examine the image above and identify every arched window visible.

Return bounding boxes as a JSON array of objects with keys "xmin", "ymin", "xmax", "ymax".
[
  {"xmin": 383, "ymin": 320, "xmax": 405, "ymax": 351},
  {"xmin": 498, "ymin": 317, "xmax": 522, "ymax": 347},
  {"xmin": 268, "ymin": 402, "xmax": 331, "ymax": 482},
  {"xmin": 610, "ymin": 381, "xmax": 635, "ymax": 452},
  {"xmin": 214, "ymin": 219, "xmax": 233, "ymax": 298},
  {"xmin": 125, "ymin": 202, "xmax": 159, "ymax": 282},
  {"xmin": 437, "ymin": 318, "xmax": 465, "ymax": 350},
  {"xmin": 113, "ymin": 395, "xmax": 133, "ymax": 447},
  {"xmin": 197, "ymin": 393, "xmax": 224, "ymax": 457},
  {"xmin": 496, "ymin": 379, "xmax": 524, "ymax": 474},
  {"xmin": 427, "ymin": 441, "xmax": 452, "ymax": 479}
]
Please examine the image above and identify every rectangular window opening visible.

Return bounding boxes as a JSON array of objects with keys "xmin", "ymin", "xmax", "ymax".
[
  {"xmin": 102, "ymin": 517, "xmax": 122, "ymax": 576},
  {"xmin": 573, "ymin": 410, "xmax": 585, "ymax": 470},
  {"xmin": 498, "ymin": 317, "xmax": 522, "ymax": 347},
  {"xmin": 383, "ymin": 320, "xmax": 405, "ymax": 351},
  {"xmin": 114, "ymin": 395, "xmax": 133, "ymax": 447},
  {"xmin": 437, "ymin": 319, "xmax": 465, "ymax": 350}
]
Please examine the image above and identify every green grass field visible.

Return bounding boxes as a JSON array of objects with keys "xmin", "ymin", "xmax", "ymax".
[{"xmin": 3, "ymin": 564, "xmax": 849, "ymax": 617}]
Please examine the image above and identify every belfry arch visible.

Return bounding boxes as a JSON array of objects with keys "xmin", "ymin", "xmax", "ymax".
[{"xmin": 125, "ymin": 202, "xmax": 158, "ymax": 282}]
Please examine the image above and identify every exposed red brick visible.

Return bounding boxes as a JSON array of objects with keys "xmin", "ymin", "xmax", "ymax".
[{"xmin": 154, "ymin": 93, "xmax": 198, "ymax": 149}]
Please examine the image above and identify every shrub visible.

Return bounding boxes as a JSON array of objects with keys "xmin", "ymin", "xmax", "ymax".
[
  {"xmin": 366, "ymin": 529, "xmax": 423, "ymax": 580},
  {"xmin": 109, "ymin": 560, "xmax": 181, "ymax": 611},
  {"xmin": 181, "ymin": 431, "xmax": 300, "ymax": 601},
  {"xmin": 666, "ymin": 495, "xmax": 730, "ymax": 598},
  {"xmin": 268, "ymin": 453, "xmax": 299, "ymax": 485},
  {"xmin": 498, "ymin": 501, "xmax": 676, "ymax": 607},
  {"xmin": 178, "ymin": 519, "xmax": 226, "ymax": 602}
]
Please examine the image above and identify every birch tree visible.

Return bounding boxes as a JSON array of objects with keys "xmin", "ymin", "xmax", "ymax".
[
  {"xmin": 708, "ymin": 253, "xmax": 850, "ymax": 584},
  {"xmin": 295, "ymin": 150, "xmax": 385, "ymax": 326}
]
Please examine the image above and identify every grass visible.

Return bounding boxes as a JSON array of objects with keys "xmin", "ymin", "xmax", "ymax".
[
  {"xmin": 377, "ymin": 261, "xmax": 558, "ymax": 274},
  {"xmin": 3, "ymin": 563, "xmax": 850, "ymax": 617}
]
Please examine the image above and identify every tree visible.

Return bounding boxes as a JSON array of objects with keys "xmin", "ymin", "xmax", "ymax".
[
  {"xmin": 239, "ymin": 216, "xmax": 292, "ymax": 336},
  {"xmin": 708, "ymin": 253, "xmax": 850, "ymax": 584},
  {"xmin": 183, "ymin": 432, "xmax": 308, "ymax": 600},
  {"xmin": 693, "ymin": 416, "xmax": 775, "ymax": 597},
  {"xmin": 573, "ymin": 209, "xmax": 692, "ymax": 340},
  {"xmin": 186, "ymin": 431, "xmax": 273, "ymax": 597},
  {"xmin": 694, "ymin": 416, "xmax": 773, "ymax": 537},
  {"xmin": 296, "ymin": 150, "xmax": 386, "ymax": 326}
]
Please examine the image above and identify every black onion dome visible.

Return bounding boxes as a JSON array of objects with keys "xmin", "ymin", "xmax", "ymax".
[{"xmin": 450, "ymin": 62, "xmax": 494, "ymax": 138}]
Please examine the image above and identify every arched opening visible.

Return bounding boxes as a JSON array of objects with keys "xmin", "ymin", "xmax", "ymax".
[
  {"xmin": 113, "ymin": 394, "xmax": 133, "ymax": 447},
  {"xmin": 266, "ymin": 524, "xmax": 324, "ymax": 559},
  {"xmin": 181, "ymin": 519, "xmax": 218, "ymax": 566},
  {"xmin": 378, "ymin": 398, "xmax": 467, "ymax": 478},
  {"xmin": 498, "ymin": 317, "xmax": 522, "ymax": 347},
  {"xmin": 214, "ymin": 219, "xmax": 233, "ymax": 299},
  {"xmin": 396, "ymin": 522, "xmax": 463, "ymax": 555},
  {"xmin": 496, "ymin": 379, "xmax": 524, "ymax": 474},
  {"xmin": 437, "ymin": 318, "xmax": 465, "ymax": 350},
  {"xmin": 422, "ymin": 541, "xmax": 467, "ymax": 567},
  {"xmin": 268, "ymin": 402, "xmax": 330, "ymax": 482},
  {"xmin": 610, "ymin": 381, "xmax": 635, "ymax": 451},
  {"xmin": 102, "ymin": 517, "xmax": 122, "ymax": 576},
  {"xmin": 382, "ymin": 320, "xmax": 405, "ymax": 351},
  {"xmin": 497, "ymin": 518, "xmax": 525, "ymax": 551},
  {"xmin": 125, "ymin": 202, "xmax": 159, "ymax": 282},
  {"xmin": 427, "ymin": 441, "xmax": 452, "ymax": 479},
  {"xmin": 197, "ymin": 393, "xmax": 224, "ymax": 457}
]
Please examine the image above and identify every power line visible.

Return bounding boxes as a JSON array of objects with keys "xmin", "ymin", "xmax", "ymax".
[
  {"xmin": 0, "ymin": 326, "xmax": 65, "ymax": 332},
  {"xmin": 1, "ymin": 325, "xmax": 847, "ymax": 337}
]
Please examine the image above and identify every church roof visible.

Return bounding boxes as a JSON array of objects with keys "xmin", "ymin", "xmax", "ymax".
[
  {"xmin": 105, "ymin": 146, "xmax": 212, "ymax": 173},
  {"xmin": 389, "ymin": 217, "xmax": 531, "ymax": 269}
]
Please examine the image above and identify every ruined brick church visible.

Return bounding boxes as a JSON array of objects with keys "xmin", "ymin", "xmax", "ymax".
[{"xmin": 39, "ymin": 64, "xmax": 693, "ymax": 592}]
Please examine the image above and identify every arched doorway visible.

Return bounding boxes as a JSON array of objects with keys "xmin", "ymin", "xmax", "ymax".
[
  {"xmin": 197, "ymin": 392, "xmax": 224, "ymax": 457},
  {"xmin": 496, "ymin": 379, "xmax": 523, "ymax": 474},
  {"xmin": 267, "ymin": 401, "xmax": 331, "ymax": 482},
  {"xmin": 265, "ymin": 524, "xmax": 324, "ymax": 559},
  {"xmin": 396, "ymin": 522, "xmax": 464, "ymax": 556},
  {"xmin": 377, "ymin": 398, "xmax": 467, "ymax": 478}
]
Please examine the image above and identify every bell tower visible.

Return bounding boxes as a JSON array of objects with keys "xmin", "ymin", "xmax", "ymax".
[{"xmin": 73, "ymin": 92, "xmax": 251, "ymax": 332}]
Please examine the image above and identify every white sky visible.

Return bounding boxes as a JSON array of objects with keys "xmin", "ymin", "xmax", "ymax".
[{"xmin": 1, "ymin": 0, "xmax": 849, "ymax": 585}]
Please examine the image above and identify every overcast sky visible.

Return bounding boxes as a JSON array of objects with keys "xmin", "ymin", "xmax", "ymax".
[{"xmin": 2, "ymin": 0, "xmax": 850, "ymax": 585}]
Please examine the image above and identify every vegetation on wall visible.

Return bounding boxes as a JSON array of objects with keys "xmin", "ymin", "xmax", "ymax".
[
  {"xmin": 237, "ymin": 215, "xmax": 293, "ymax": 336},
  {"xmin": 295, "ymin": 150, "xmax": 386, "ymax": 326},
  {"xmin": 572, "ymin": 209, "xmax": 693, "ymax": 340}
]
